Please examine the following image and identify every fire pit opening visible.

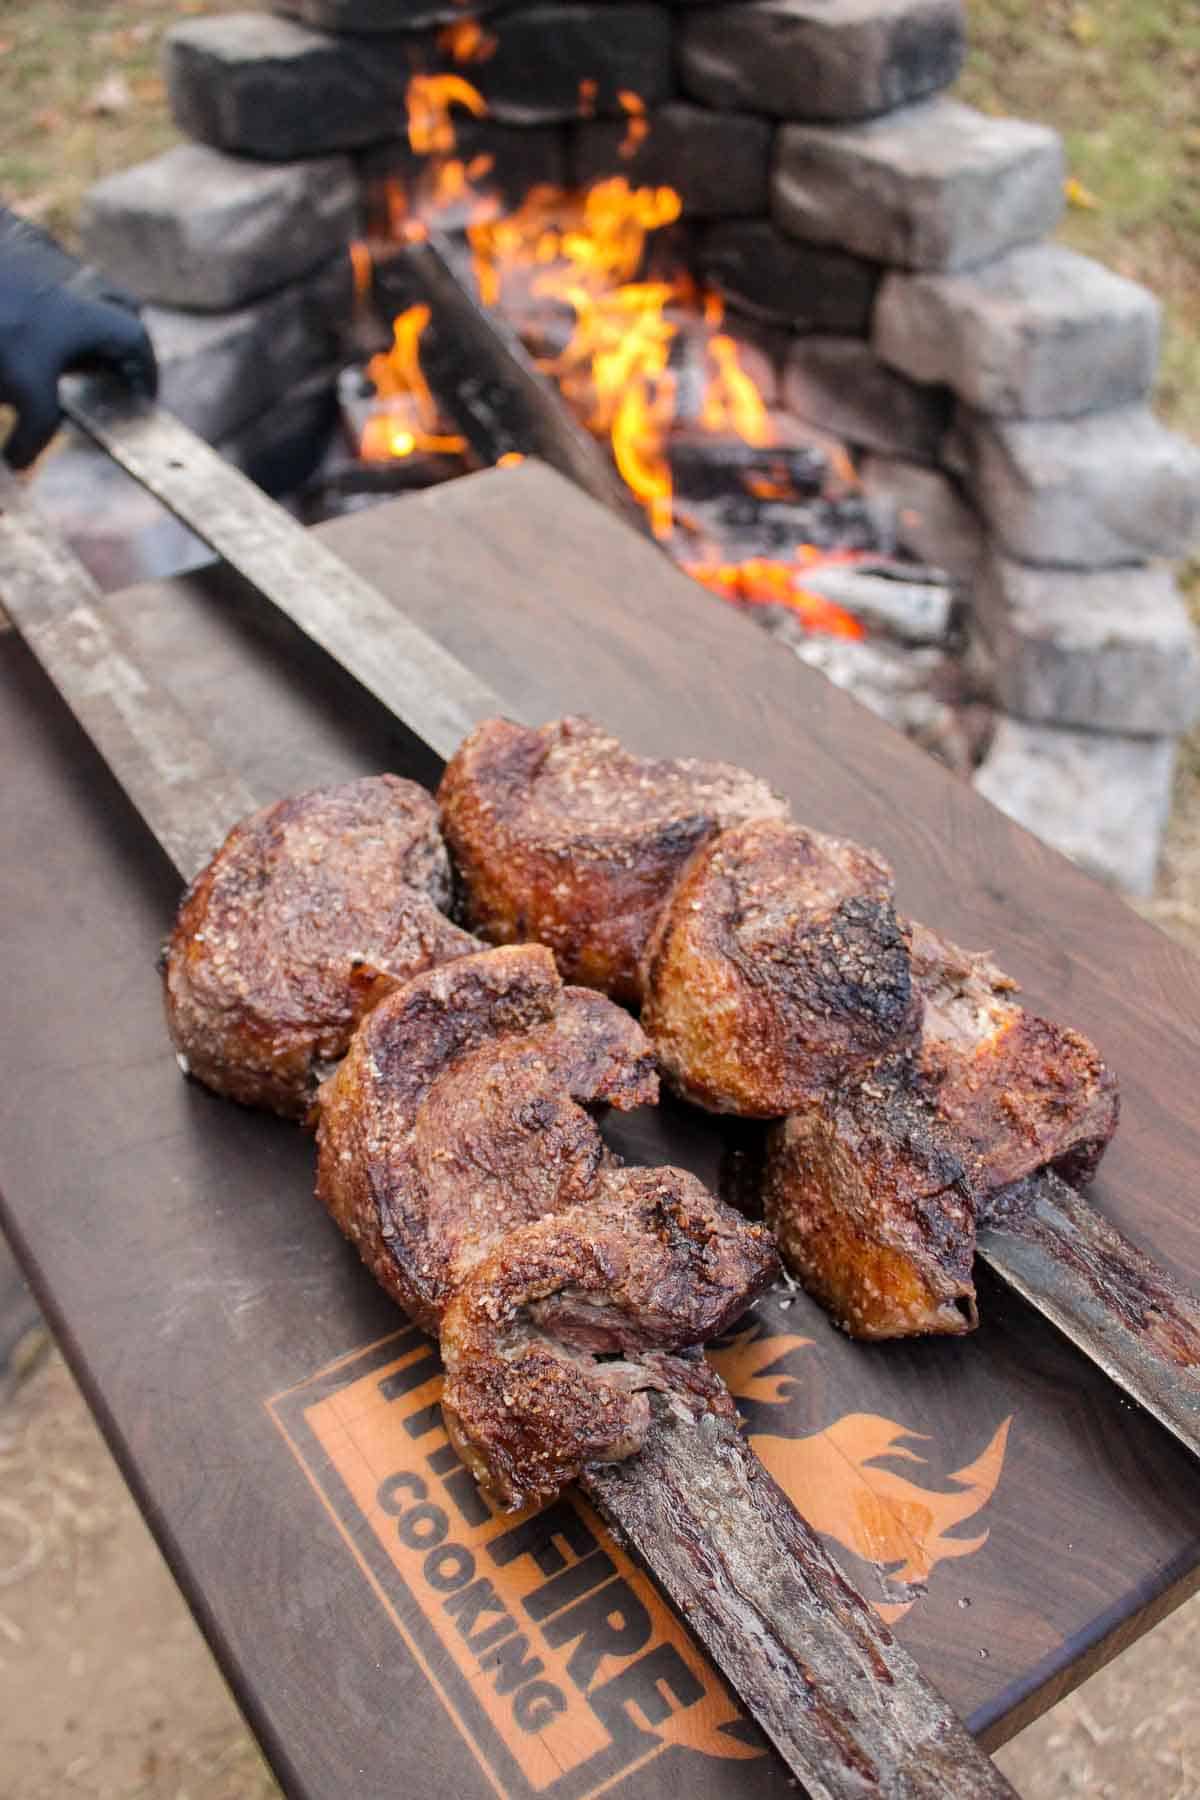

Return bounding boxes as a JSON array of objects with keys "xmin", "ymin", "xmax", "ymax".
[{"xmin": 70, "ymin": 0, "xmax": 1200, "ymax": 894}]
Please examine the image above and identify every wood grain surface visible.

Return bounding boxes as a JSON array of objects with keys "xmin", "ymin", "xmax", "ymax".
[{"xmin": 1, "ymin": 462, "xmax": 1199, "ymax": 1800}]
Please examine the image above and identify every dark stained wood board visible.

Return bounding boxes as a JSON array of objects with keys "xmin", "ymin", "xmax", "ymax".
[{"xmin": 1, "ymin": 460, "xmax": 1198, "ymax": 1799}]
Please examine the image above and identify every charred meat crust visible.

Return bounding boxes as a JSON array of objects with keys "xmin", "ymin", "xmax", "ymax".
[
  {"xmin": 640, "ymin": 818, "xmax": 922, "ymax": 1116},
  {"xmin": 438, "ymin": 715, "xmax": 788, "ymax": 1005},
  {"xmin": 763, "ymin": 1072, "xmax": 978, "ymax": 1340},
  {"xmin": 761, "ymin": 923, "xmax": 1120, "ymax": 1340},
  {"xmin": 162, "ymin": 775, "xmax": 476, "ymax": 1118},
  {"xmin": 441, "ymin": 1166, "xmax": 778, "ymax": 1508},
  {"xmin": 314, "ymin": 945, "xmax": 660, "ymax": 1334},
  {"xmin": 908, "ymin": 922, "xmax": 1120, "ymax": 1199}
]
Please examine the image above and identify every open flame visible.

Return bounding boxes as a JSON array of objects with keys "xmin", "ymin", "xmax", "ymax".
[
  {"xmin": 357, "ymin": 73, "xmax": 866, "ymax": 638},
  {"xmin": 359, "ymin": 303, "xmax": 467, "ymax": 463}
]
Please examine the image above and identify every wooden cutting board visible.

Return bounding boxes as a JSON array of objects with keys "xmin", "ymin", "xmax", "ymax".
[{"xmin": 1, "ymin": 461, "xmax": 1198, "ymax": 1800}]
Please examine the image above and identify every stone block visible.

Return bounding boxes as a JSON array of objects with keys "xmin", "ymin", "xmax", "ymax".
[
  {"xmin": 782, "ymin": 336, "xmax": 949, "ymax": 462},
  {"xmin": 974, "ymin": 555, "xmax": 1200, "ymax": 736},
  {"xmin": 858, "ymin": 453, "xmax": 984, "ymax": 583},
  {"xmin": 273, "ymin": 0, "xmax": 501, "ymax": 27},
  {"xmin": 972, "ymin": 716, "xmax": 1176, "ymax": 896},
  {"xmin": 698, "ymin": 221, "xmax": 879, "ymax": 333},
  {"xmin": 469, "ymin": 5, "xmax": 674, "ymax": 125},
  {"xmin": 773, "ymin": 100, "xmax": 1065, "ymax": 272},
  {"xmin": 679, "ymin": 0, "xmax": 965, "ymax": 122},
  {"xmin": 952, "ymin": 405, "xmax": 1200, "ymax": 568},
  {"xmin": 873, "ymin": 245, "xmax": 1161, "ymax": 419},
  {"xmin": 169, "ymin": 8, "xmax": 674, "ymax": 154},
  {"xmin": 166, "ymin": 13, "xmax": 412, "ymax": 158},
  {"xmin": 358, "ymin": 121, "xmax": 566, "ymax": 218},
  {"xmin": 570, "ymin": 104, "xmax": 770, "ymax": 217},
  {"xmin": 80, "ymin": 145, "xmax": 359, "ymax": 313},
  {"xmin": 147, "ymin": 257, "xmax": 353, "ymax": 443}
]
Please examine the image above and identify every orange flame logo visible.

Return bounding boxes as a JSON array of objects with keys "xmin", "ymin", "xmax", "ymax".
[{"xmin": 708, "ymin": 1327, "xmax": 1012, "ymax": 1623}]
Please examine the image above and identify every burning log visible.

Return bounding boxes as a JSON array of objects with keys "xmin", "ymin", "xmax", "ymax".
[{"xmin": 667, "ymin": 432, "xmax": 828, "ymax": 504}]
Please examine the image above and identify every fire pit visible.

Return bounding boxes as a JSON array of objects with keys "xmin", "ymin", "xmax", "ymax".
[{"xmin": 73, "ymin": 0, "xmax": 1200, "ymax": 893}]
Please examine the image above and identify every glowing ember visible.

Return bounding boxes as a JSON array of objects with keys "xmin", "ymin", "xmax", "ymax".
[
  {"xmin": 684, "ymin": 557, "xmax": 867, "ymax": 639},
  {"xmin": 617, "ymin": 90, "xmax": 649, "ymax": 160}
]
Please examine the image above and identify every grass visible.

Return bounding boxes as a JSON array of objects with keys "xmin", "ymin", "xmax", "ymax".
[{"xmin": 0, "ymin": 1, "xmax": 237, "ymax": 246}]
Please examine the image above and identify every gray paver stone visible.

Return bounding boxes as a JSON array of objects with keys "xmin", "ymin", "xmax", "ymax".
[
  {"xmin": 783, "ymin": 336, "xmax": 949, "ymax": 462},
  {"xmin": 858, "ymin": 453, "xmax": 985, "ymax": 583},
  {"xmin": 975, "ymin": 554, "xmax": 1200, "ymax": 735},
  {"xmin": 80, "ymin": 144, "xmax": 359, "ymax": 312},
  {"xmin": 952, "ymin": 405, "xmax": 1200, "ymax": 567},
  {"xmin": 698, "ymin": 221, "xmax": 879, "ymax": 332},
  {"xmin": 874, "ymin": 244, "xmax": 1161, "ymax": 418},
  {"xmin": 147, "ymin": 257, "xmax": 352, "ymax": 443},
  {"xmin": 680, "ymin": 0, "xmax": 965, "ymax": 122},
  {"xmin": 973, "ymin": 716, "xmax": 1176, "ymax": 895},
  {"xmin": 773, "ymin": 99, "xmax": 1065, "ymax": 272}
]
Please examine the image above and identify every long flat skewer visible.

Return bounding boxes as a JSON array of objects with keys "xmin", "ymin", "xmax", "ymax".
[{"xmin": 0, "ymin": 424, "xmax": 1017, "ymax": 1798}]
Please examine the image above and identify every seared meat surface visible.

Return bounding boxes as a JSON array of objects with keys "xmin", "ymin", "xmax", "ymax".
[
  {"xmin": 316, "ymin": 943, "xmax": 776, "ymax": 1502},
  {"xmin": 163, "ymin": 776, "xmax": 475, "ymax": 1118},
  {"xmin": 763, "ymin": 1074, "xmax": 978, "ymax": 1339},
  {"xmin": 438, "ymin": 715, "xmax": 787, "ymax": 1004},
  {"xmin": 762, "ymin": 925, "xmax": 1120, "ymax": 1338},
  {"xmin": 640, "ymin": 818, "xmax": 921, "ymax": 1116},
  {"xmin": 443, "ymin": 1166, "xmax": 777, "ymax": 1507},
  {"xmin": 909, "ymin": 923, "xmax": 1120, "ymax": 1198},
  {"xmin": 315, "ymin": 944, "xmax": 657, "ymax": 1332}
]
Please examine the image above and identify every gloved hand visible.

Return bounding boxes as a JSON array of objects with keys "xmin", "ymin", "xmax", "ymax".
[{"xmin": 0, "ymin": 209, "xmax": 158, "ymax": 469}]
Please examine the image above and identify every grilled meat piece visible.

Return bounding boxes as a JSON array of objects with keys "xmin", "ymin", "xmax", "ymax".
[
  {"xmin": 760, "ymin": 923, "xmax": 1119, "ymax": 1340},
  {"xmin": 909, "ymin": 922, "xmax": 1120, "ymax": 1197},
  {"xmin": 437, "ymin": 715, "xmax": 788, "ymax": 1004},
  {"xmin": 163, "ymin": 776, "xmax": 476, "ymax": 1119},
  {"xmin": 640, "ymin": 818, "xmax": 922, "ymax": 1116},
  {"xmin": 316, "ymin": 941, "xmax": 776, "ymax": 1504},
  {"xmin": 442, "ymin": 1165, "xmax": 778, "ymax": 1507},
  {"xmin": 763, "ymin": 1074, "xmax": 978, "ymax": 1339},
  {"xmin": 315, "ymin": 944, "xmax": 660, "ymax": 1334}
]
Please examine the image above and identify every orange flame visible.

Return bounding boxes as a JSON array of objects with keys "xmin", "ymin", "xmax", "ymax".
[
  {"xmin": 437, "ymin": 18, "xmax": 496, "ymax": 62},
  {"xmin": 361, "ymin": 304, "xmax": 467, "ymax": 463},
  {"xmin": 406, "ymin": 72, "xmax": 487, "ymax": 157},
  {"xmin": 578, "ymin": 77, "xmax": 598, "ymax": 117},
  {"xmin": 701, "ymin": 334, "xmax": 773, "ymax": 446},
  {"xmin": 617, "ymin": 88, "xmax": 650, "ymax": 160}
]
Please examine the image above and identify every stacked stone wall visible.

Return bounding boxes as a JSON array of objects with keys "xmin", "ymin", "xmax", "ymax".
[{"xmin": 78, "ymin": 0, "xmax": 1200, "ymax": 892}]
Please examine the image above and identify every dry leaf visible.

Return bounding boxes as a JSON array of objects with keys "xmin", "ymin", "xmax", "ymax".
[
  {"xmin": 1068, "ymin": 5, "xmax": 1099, "ymax": 46},
  {"xmin": 85, "ymin": 72, "xmax": 133, "ymax": 117},
  {"xmin": 1064, "ymin": 174, "xmax": 1100, "ymax": 211}
]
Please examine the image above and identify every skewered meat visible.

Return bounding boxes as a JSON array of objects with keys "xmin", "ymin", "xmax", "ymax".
[
  {"xmin": 762, "ymin": 1074, "xmax": 978, "ymax": 1339},
  {"xmin": 443, "ymin": 1165, "xmax": 777, "ymax": 1507},
  {"xmin": 909, "ymin": 923, "xmax": 1120, "ymax": 1197},
  {"xmin": 316, "ymin": 942, "xmax": 777, "ymax": 1504},
  {"xmin": 162, "ymin": 776, "xmax": 475, "ymax": 1118},
  {"xmin": 315, "ymin": 943, "xmax": 657, "ymax": 1332},
  {"xmin": 640, "ymin": 818, "xmax": 922, "ymax": 1116},
  {"xmin": 437, "ymin": 715, "xmax": 788, "ymax": 1004},
  {"xmin": 761, "ymin": 925, "xmax": 1119, "ymax": 1338}
]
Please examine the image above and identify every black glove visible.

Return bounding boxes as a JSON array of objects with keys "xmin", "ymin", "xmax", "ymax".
[{"xmin": 0, "ymin": 209, "xmax": 158, "ymax": 469}]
